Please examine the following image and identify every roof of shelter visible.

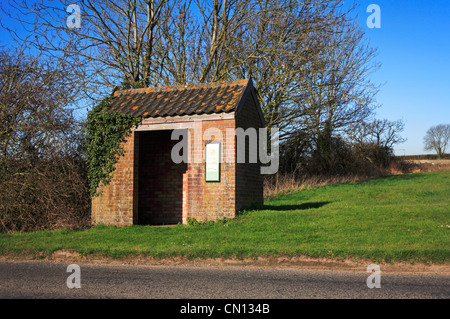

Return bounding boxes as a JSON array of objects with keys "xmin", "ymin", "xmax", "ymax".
[{"xmin": 109, "ymin": 79, "xmax": 255, "ymax": 119}]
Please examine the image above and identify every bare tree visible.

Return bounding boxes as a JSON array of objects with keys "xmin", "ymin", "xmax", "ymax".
[
  {"xmin": 3, "ymin": 0, "xmax": 379, "ymax": 143},
  {"xmin": 301, "ymin": 20, "xmax": 379, "ymax": 139},
  {"xmin": 0, "ymin": 49, "xmax": 79, "ymax": 162},
  {"xmin": 285, "ymin": 17, "xmax": 380, "ymax": 172},
  {"xmin": 0, "ymin": 49, "xmax": 90, "ymax": 232},
  {"xmin": 348, "ymin": 118, "xmax": 406, "ymax": 150},
  {"xmin": 423, "ymin": 124, "xmax": 450, "ymax": 159},
  {"xmin": 153, "ymin": 0, "xmax": 251, "ymax": 85},
  {"xmin": 153, "ymin": 0, "xmax": 358, "ymax": 137},
  {"xmin": 230, "ymin": 0, "xmax": 349, "ymax": 133},
  {"xmin": 2, "ymin": 0, "xmax": 166, "ymax": 97}
]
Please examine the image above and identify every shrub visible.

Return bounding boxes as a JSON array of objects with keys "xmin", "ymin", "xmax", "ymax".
[{"xmin": 0, "ymin": 156, "xmax": 90, "ymax": 233}]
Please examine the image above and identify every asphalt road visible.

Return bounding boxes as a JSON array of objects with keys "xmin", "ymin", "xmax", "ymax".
[{"xmin": 0, "ymin": 260, "xmax": 448, "ymax": 300}]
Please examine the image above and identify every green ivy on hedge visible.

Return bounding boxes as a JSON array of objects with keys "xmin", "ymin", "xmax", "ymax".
[{"xmin": 86, "ymin": 96, "xmax": 142, "ymax": 196}]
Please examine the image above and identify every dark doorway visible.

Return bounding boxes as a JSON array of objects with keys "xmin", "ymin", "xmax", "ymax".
[{"xmin": 137, "ymin": 130, "xmax": 187, "ymax": 225}]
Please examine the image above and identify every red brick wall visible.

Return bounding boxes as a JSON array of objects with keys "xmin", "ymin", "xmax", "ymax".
[
  {"xmin": 184, "ymin": 119, "xmax": 236, "ymax": 222},
  {"xmin": 91, "ymin": 130, "xmax": 137, "ymax": 226}
]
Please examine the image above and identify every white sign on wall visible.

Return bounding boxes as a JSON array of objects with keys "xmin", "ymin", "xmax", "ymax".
[{"xmin": 205, "ymin": 142, "xmax": 221, "ymax": 182}]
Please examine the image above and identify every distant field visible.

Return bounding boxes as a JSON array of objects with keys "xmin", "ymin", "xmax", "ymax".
[
  {"xmin": 0, "ymin": 171, "xmax": 449, "ymax": 263},
  {"xmin": 409, "ymin": 159, "xmax": 450, "ymax": 173},
  {"xmin": 396, "ymin": 154, "xmax": 450, "ymax": 160}
]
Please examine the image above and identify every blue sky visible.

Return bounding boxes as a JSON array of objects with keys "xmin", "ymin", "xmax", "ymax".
[
  {"xmin": 353, "ymin": 0, "xmax": 450, "ymax": 155},
  {"xmin": 1, "ymin": 1, "xmax": 449, "ymax": 155}
]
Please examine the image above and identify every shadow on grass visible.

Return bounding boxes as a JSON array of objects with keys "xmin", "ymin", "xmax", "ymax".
[{"xmin": 261, "ymin": 201, "xmax": 332, "ymax": 211}]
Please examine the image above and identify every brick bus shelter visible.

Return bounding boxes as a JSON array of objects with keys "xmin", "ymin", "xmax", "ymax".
[{"xmin": 91, "ymin": 79, "xmax": 265, "ymax": 226}]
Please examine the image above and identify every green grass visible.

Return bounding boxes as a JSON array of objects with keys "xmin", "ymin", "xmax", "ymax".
[{"xmin": 1, "ymin": 171, "xmax": 449, "ymax": 263}]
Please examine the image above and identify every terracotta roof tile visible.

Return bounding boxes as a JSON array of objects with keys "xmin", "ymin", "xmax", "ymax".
[{"xmin": 109, "ymin": 79, "xmax": 250, "ymax": 118}]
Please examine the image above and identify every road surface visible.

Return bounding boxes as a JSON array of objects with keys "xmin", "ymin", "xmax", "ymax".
[{"xmin": 0, "ymin": 260, "xmax": 448, "ymax": 299}]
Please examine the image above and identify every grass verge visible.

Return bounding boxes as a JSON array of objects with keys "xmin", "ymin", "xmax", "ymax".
[{"xmin": 1, "ymin": 171, "xmax": 449, "ymax": 264}]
